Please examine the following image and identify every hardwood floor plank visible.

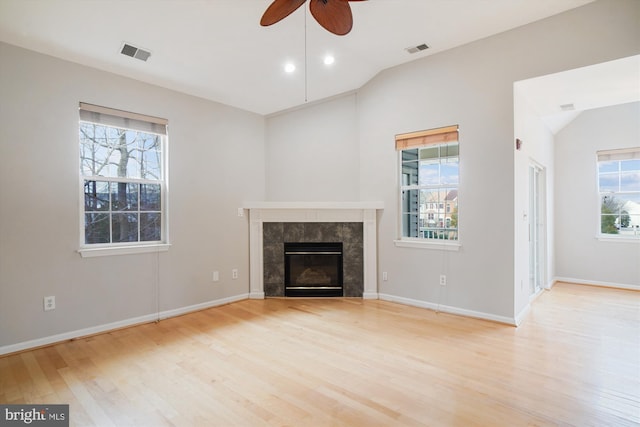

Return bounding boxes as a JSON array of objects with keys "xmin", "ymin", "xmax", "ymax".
[{"xmin": 1, "ymin": 282, "xmax": 638, "ymax": 426}]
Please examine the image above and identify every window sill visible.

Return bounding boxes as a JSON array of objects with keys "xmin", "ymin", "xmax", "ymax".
[
  {"xmin": 393, "ymin": 239, "xmax": 461, "ymax": 251},
  {"xmin": 596, "ymin": 236, "xmax": 640, "ymax": 243},
  {"xmin": 78, "ymin": 243, "xmax": 171, "ymax": 258}
]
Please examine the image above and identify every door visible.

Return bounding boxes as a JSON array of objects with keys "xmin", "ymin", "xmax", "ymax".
[{"xmin": 529, "ymin": 163, "xmax": 546, "ymax": 295}]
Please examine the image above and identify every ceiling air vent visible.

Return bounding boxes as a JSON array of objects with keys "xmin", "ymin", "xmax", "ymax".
[
  {"xmin": 560, "ymin": 103, "xmax": 575, "ymax": 111},
  {"xmin": 405, "ymin": 43, "xmax": 429, "ymax": 54},
  {"xmin": 120, "ymin": 43, "xmax": 151, "ymax": 62}
]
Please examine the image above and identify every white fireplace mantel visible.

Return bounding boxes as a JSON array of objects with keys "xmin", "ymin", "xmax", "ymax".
[{"xmin": 243, "ymin": 201, "xmax": 384, "ymax": 300}]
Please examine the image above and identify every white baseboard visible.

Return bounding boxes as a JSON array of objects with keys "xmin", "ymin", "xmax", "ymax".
[
  {"xmin": 362, "ymin": 292, "xmax": 379, "ymax": 300},
  {"xmin": 0, "ymin": 293, "xmax": 248, "ymax": 356},
  {"xmin": 378, "ymin": 293, "xmax": 517, "ymax": 326},
  {"xmin": 514, "ymin": 303, "xmax": 531, "ymax": 326},
  {"xmin": 249, "ymin": 291, "xmax": 265, "ymax": 299},
  {"xmin": 553, "ymin": 277, "xmax": 639, "ymax": 291}
]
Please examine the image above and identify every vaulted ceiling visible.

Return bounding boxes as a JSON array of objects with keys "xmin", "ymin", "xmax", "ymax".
[{"xmin": 0, "ymin": 0, "xmax": 599, "ymax": 115}]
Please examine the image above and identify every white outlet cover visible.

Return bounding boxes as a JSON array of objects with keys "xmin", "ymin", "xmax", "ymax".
[{"xmin": 44, "ymin": 296, "xmax": 55, "ymax": 311}]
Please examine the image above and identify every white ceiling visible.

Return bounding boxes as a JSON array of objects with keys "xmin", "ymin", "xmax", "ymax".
[
  {"xmin": 517, "ymin": 55, "xmax": 640, "ymax": 134},
  {"xmin": 0, "ymin": 0, "xmax": 601, "ymax": 116}
]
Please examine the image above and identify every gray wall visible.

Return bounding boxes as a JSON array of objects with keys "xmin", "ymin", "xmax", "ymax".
[
  {"xmin": 555, "ymin": 102, "xmax": 640, "ymax": 287},
  {"xmin": 1, "ymin": 0, "xmax": 639, "ymax": 350},
  {"xmin": 0, "ymin": 42, "xmax": 265, "ymax": 349},
  {"xmin": 264, "ymin": 0, "xmax": 640, "ymax": 321}
]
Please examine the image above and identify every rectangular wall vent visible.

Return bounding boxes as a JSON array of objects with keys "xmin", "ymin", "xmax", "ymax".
[
  {"xmin": 120, "ymin": 43, "xmax": 151, "ymax": 62},
  {"xmin": 405, "ymin": 43, "xmax": 429, "ymax": 54}
]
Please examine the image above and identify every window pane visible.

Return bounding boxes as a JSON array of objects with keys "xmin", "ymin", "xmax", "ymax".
[
  {"xmin": 598, "ymin": 160, "xmax": 618, "ymax": 174},
  {"xmin": 139, "ymin": 134, "xmax": 162, "ymax": 180},
  {"xmin": 601, "ymin": 214, "xmax": 619, "ymax": 235},
  {"xmin": 80, "ymin": 123, "xmax": 110, "ymax": 176},
  {"xmin": 111, "ymin": 182, "xmax": 138, "ymax": 211},
  {"xmin": 84, "ymin": 180, "xmax": 110, "ymax": 211},
  {"xmin": 621, "ymin": 159, "xmax": 640, "ymax": 172},
  {"xmin": 441, "ymin": 143, "xmax": 459, "ymax": 158},
  {"xmin": 80, "ymin": 124, "xmax": 163, "ymax": 180},
  {"xmin": 140, "ymin": 184, "xmax": 161, "ymax": 211},
  {"xmin": 85, "ymin": 213, "xmax": 110, "ymax": 244},
  {"xmin": 419, "ymin": 146, "xmax": 439, "ymax": 160},
  {"xmin": 140, "ymin": 213, "xmax": 161, "ymax": 241},
  {"xmin": 402, "ymin": 149, "xmax": 418, "ymax": 161},
  {"xmin": 598, "ymin": 173, "xmax": 618, "ymax": 192},
  {"xmin": 420, "ymin": 162, "xmax": 440, "ymax": 185},
  {"xmin": 402, "ymin": 189, "xmax": 420, "ymax": 214},
  {"xmin": 620, "ymin": 172, "xmax": 640, "ymax": 192},
  {"xmin": 112, "ymin": 213, "xmax": 138, "ymax": 242},
  {"xmin": 441, "ymin": 161, "xmax": 459, "ymax": 185},
  {"xmin": 402, "ymin": 213, "xmax": 419, "ymax": 238}
]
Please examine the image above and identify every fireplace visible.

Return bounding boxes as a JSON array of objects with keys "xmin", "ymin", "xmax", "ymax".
[
  {"xmin": 244, "ymin": 201, "xmax": 384, "ymax": 299},
  {"xmin": 285, "ymin": 242, "xmax": 343, "ymax": 297}
]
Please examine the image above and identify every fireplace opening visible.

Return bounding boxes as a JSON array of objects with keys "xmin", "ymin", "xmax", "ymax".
[{"xmin": 284, "ymin": 242, "xmax": 343, "ymax": 297}]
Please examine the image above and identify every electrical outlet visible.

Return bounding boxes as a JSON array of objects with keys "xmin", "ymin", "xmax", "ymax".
[
  {"xmin": 44, "ymin": 296, "xmax": 55, "ymax": 311},
  {"xmin": 382, "ymin": 271, "xmax": 388, "ymax": 281},
  {"xmin": 439, "ymin": 275, "xmax": 447, "ymax": 286},
  {"xmin": 237, "ymin": 208, "xmax": 244, "ymax": 217},
  {"xmin": 232, "ymin": 269, "xmax": 238, "ymax": 279},
  {"xmin": 212, "ymin": 271, "xmax": 219, "ymax": 282}
]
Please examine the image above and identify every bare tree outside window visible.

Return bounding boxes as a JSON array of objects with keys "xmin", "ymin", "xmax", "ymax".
[{"xmin": 80, "ymin": 121, "xmax": 164, "ymax": 245}]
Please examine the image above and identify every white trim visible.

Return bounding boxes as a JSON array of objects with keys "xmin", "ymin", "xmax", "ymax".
[
  {"xmin": 514, "ymin": 303, "xmax": 531, "ymax": 326},
  {"xmin": 553, "ymin": 277, "xmax": 639, "ymax": 291},
  {"xmin": 249, "ymin": 292, "xmax": 265, "ymax": 299},
  {"xmin": 362, "ymin": 291, "xmax": 379, "ymax": 300},
  {"xmin": 243, "ymin": 201, "xmax": 384, "ymax": 210},
  {"xmin": 596, "ymin": 236, "xmax": 640, "ymax": 243},
  {"xmin": 378, "ymin": 293, "xmax": 517, "ymax": 326},
  {"xmin": 79, "ymin": 243, "xmax": 171, "ymax": 258},
  {"xmin": 0, "ymin": 293, "xmax": 248, "ymax": 356},
  {"xmin": 393, "ymin": 239, "xmax": 461, "ymax": 251}
]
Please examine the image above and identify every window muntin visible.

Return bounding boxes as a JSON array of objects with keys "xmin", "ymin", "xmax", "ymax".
[
  {"xmin": 398, "ymin": 126, "xmax": 459, "ymax": 242},
  {"xmin": 79, "ymin": 104, "xmax": 167, "ymax": 247},
  {"xmin": 597, "ymin": 149, "xmax": 640, "ymax": 238}
]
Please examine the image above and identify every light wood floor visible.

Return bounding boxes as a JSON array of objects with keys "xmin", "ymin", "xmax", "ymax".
[{"xmin": 1, "ymin": 282, "xmax": 639, "ymax": 426}]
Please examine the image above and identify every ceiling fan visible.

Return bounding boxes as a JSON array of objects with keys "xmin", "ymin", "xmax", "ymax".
[{"xmin": 260, "ymin": 0, "xmax": 367, "ymax": 36}]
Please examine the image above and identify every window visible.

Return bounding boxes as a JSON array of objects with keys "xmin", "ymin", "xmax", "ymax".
[
  {"xmin": 597, "ymin": 148, "xmax": 640, "ymax": 239},
  {"xmin": 79, "ymin": 103, "xmax": 168, "ymax": 251},
  {"xmin": 397, "ymin": 125, "xmax": 459, "ymax": 242}
]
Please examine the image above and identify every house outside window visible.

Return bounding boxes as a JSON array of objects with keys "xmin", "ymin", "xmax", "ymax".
[
  {"xmin": 597, "ymin": 148, "xmax": 640, "ymax": 239},
  {"xmin": 79, "ymin": 103, "xmax": 169, "ymax": 253},
  {"xmin": 397, "ymin": 125, "xmax": 459, "ymax": 243}
]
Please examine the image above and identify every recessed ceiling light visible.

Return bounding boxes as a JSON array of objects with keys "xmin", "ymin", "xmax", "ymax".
[
  {"xmin": 284, "ymin": 63, "xmax": 296, "ymax": 73},
  {"xmin": 324, "ymin": 55, "xmax": 335, "ymax": 66}
]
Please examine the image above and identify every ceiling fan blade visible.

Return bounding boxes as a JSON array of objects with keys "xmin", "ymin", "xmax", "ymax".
[
  {"xmin": 261, "ymin": 0, "xmax": 306, "ymax": 26},
  {"xmin": 309, "ymin": 0, "xmax": 353, "ymax": 36}
]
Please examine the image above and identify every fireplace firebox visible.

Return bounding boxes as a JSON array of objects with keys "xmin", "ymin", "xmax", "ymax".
[{"xmin": 284, "ymin": 242, "xmax": 343, "ymax": 297}]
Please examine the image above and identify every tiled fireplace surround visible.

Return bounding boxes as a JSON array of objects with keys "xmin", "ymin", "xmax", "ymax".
[{"xmin": 244, "ymin": 202, "xmax": 383, "ymax": 299}]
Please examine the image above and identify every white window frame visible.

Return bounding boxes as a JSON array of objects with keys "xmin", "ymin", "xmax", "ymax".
[
  {"xmin": 596, "ymin": 147, "xmax": 640, "ymax": 242},
  {"xmin": 77, "ymin": 103, "xmax": 170, "ymax": 257},
  {"xmin": 394, "ymin": 125, "xmax": 461, "ymax": 251}
]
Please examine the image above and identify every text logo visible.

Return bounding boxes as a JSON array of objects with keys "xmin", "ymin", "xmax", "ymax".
[{"xmin": 0, "ymin": 405, "xmax": 68, "ymax": 426}]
